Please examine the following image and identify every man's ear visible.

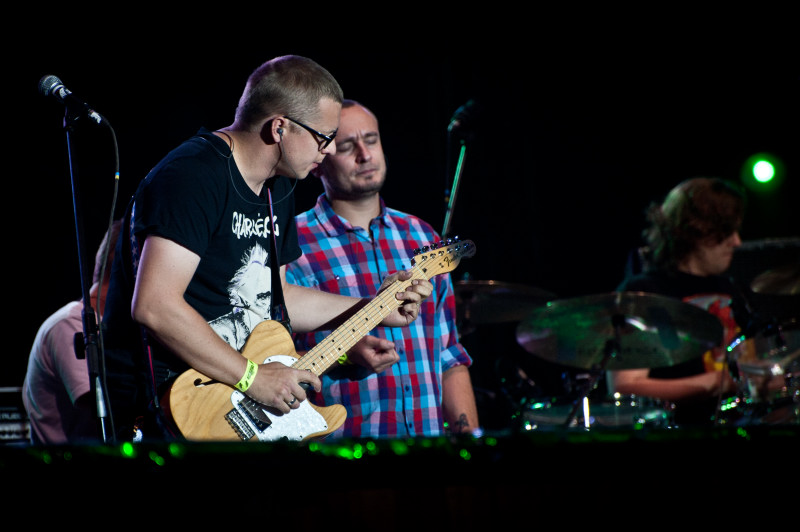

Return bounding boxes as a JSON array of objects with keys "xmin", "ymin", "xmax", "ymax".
[{"xmin": 260, "ymin": 117, "xmax": 288, "ymax": 145}]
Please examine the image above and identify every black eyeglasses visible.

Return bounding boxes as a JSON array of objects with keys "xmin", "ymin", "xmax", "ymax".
[{"xmin": 283, "ymin": 116, "xmax": 337, "ymax": 150}]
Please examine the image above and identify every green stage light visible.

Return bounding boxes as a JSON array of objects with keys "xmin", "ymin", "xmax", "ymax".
[
  {"xmin": 752, "ymin": 159, "xmax": 775, "ymax": 183},
  {"xmin": 741, "ymin": 152, "xmax": 784, "ymax": 192}
]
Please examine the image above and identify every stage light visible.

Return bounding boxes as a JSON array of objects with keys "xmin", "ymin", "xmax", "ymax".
[
  {"xmin": 752, "ymin": 159, "xmax": 775, "ymax": 183},
  {"xmin": 741, "ymin": 152, "xmax": 785, "ymax": 192}
]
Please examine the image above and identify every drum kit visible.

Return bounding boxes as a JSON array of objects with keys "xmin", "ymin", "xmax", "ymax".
[{"xmin": 456, "ymin": 263, "xmax": 800, "ymax": 431}]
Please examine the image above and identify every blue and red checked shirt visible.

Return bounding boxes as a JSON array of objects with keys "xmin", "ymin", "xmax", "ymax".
[{"xmin": 286, "ymin": 194, "xmax": 472, "ymax": 439}]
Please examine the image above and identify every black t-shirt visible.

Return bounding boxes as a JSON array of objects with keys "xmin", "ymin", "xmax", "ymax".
[
  {"xmin": 102, "ymin": 128, "xmax": 301, "ymax": 439},
  {"xmin": 133, "ymin": 130, "xmax": 300, "ymax": 347}
]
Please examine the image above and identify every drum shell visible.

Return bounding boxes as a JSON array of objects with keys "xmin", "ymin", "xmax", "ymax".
[
  {"xmin": 729, "ymin": 320, "xmax": 800, "ymax": 404},
  {"xmin": 522, "ymin": 394, "xmax": 674, "ymax": 430}
]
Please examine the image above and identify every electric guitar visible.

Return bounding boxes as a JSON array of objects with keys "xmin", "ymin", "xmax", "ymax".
[{"xmin": 164, "ymin": 238, "xmax": 475, "ymax": 442}]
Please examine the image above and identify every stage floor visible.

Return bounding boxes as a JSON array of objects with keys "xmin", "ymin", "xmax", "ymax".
[{"xmin": 3, "ymin": 424, "xmax": 797, "ymax": 527}]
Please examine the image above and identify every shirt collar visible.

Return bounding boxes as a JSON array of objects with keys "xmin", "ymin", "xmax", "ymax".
[{"xmin": 312, "ymin": 194, "xmax": 395, "ymax": 236}]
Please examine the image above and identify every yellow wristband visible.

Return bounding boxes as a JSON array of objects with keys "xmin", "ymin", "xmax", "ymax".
[{"xmin": 235, "ymin": 359, "xmax": 258, "ymax": 392}]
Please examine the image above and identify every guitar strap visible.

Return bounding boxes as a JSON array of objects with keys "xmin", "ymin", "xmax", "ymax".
[{"xmin": 267, "ymin": 186, "xmax": 292, "ymax": 335}]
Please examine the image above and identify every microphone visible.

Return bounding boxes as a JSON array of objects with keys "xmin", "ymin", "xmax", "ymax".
[
  {"xmin": 38, "ymin": 74, "xmax": 105, "ymax": 125},
  {"xmin": 447, "ymin": 99, "xmax": 477, "ymax": 134}
]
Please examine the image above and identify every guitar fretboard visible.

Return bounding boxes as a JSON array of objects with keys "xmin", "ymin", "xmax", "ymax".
[{"xmin": 291, "ymin": 240, "xmax": 473, "ymax": 376}]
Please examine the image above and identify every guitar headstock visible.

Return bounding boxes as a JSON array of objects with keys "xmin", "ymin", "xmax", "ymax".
[{"xmin": 412, "ymin": 237, "xmax": 476, "ymax": 278}]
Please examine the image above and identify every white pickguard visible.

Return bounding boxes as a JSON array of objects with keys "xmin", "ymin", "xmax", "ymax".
[{"xmin": 227, "ymin": 354, "xmax": 328, "ymax": 442}]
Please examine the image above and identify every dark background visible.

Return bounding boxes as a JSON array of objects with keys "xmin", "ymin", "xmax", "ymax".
[{"xmin": 6, "ymin": 19, "xmax": 798, "ymax": 394}]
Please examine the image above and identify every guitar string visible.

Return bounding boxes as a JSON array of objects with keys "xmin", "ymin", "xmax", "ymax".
[
  {"xmin": 292, "ymin": 248, "xmax": 465, "ymax": 373},
  {"xmin": 294, "ymin": 276, "xmax": 419, "ymax": 373},
  {"xmin": 292, "ymin": 241, "xmax": 473, "ymax": 373},
  {"xmin": 294, "ymin": 268, "xmax": 428, "ymax": 373},
  {"xmin": 304, "ymin": 240, "xmax": 473, "ymax": 366},
  {"xmin": 295, "ymin": 241, "xmax": 474, "ymax": 374}
]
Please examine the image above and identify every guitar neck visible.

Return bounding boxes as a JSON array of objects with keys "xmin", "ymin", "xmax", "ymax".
[
  {"xmin": 290, "ymin": 238, "xmax": 474, "ymax": 377},
  {"xmin": 291, "ymin": 267, "xmax": 428, "ymax": 376}
]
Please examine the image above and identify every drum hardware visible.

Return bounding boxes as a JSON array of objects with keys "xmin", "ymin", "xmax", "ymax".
[
  {"xmin": 724, "ymin": 319, "xmax": 800, "ymax": 425},
  {"xmin": 515, "ymin": 292, "xmax": 725, "ymax": 429},
  {"xmin": 559, "ymin": 315, "xmax": 624, "ymax": 428}
]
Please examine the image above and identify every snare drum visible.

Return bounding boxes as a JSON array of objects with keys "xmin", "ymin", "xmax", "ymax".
[
  {"xmin": 522, "ymin": 394, "xmax": 673, "ymax": 430},
  {"xmin": 727, "ymin": 320, "xmax": 800, "ymax": 424}
]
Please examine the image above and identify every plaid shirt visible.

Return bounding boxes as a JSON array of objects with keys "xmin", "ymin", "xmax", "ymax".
[{"xmin": 286, "ymin": 194, "xmax": 472, "ymax": 439}]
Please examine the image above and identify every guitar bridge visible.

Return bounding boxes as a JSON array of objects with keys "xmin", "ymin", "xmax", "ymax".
[
  {"xmin": 225, "ymin": 395, "xmax": 272, "ymax": 440},
  {"xmin": 225, "ymin": 409, "xmax": 255, "ymax": 440}
]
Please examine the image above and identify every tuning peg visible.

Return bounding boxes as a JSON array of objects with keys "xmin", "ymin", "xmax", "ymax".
[{"xmin": 413, "ymin": 245, "xmax": 430, "ymax": 255}]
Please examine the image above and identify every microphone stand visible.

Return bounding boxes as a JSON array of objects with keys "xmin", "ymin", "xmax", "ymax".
[
  {"xmin": 442, "ymin": 133, "xmax": 468, "ymax": 239},
  {"xmin": 62, "ymin": 108, "xmax": 113, "ymax": 444}
]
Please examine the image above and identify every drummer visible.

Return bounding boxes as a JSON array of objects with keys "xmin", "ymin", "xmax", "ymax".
[{"xmin": 608, "ymin": 177, "xmax": 754, "ymax": 426}]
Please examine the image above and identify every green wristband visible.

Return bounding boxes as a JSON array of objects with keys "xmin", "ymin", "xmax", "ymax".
[{"xmin": 235, "ymin": 359, "xmax": 258, "ymax": 392}]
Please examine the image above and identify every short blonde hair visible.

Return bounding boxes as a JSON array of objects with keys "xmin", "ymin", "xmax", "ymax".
[{"xmin": 235, "ymin": 55, "xmax": 343, "ymax": 130}]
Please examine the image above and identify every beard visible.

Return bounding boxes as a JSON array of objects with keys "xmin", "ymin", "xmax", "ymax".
[{"xmin": 341, "ymin": 167, "xmax": 386, "ymax": 199}]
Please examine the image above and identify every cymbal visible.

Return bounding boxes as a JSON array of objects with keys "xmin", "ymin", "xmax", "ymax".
[
  {"xmin": 516, "ymin": 291, "xmax": 723, "ymax": 370},
  {"xmin": 455, "ymin": 280, "xmax": 556, "ymax": 324},
  {"xmin": 751, "ymin": 263, "xmax": 800, "ymax": 296}
]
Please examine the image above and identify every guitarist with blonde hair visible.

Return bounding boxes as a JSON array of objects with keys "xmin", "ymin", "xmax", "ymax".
[{"xmin": 102, "ymin": 56, "xmax": 432, "ymax": 442}]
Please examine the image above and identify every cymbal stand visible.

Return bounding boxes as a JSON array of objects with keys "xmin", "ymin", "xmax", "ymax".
[{"xmin": 562, "ymin": 314, "xmax": 624, "ymax": 428}]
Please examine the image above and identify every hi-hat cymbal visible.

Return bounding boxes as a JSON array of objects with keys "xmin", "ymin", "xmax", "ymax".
[
  {"xmin": 751, "ymin": 263, "xmax": 800, "ymax": 296},
  {"xmin": 455, "ymin": 280, "xmax": 556, "ymax": 325},
  {"xmin": 516, "ymin": 291, "xmax": 723, "ymax": 370}
]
